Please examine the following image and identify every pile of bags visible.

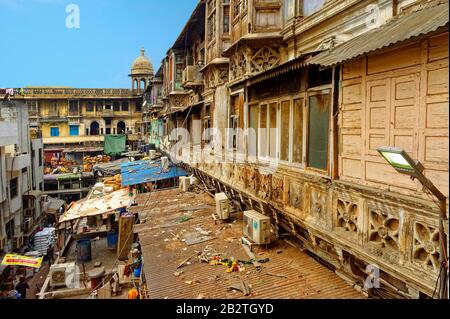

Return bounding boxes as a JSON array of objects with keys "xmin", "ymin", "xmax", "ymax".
[
  {"xmin": 103, "ymin": 174, "xmax": 122, "ymax": 191},
  {"xmin": 50, "ymin": 156, "xmax": 76, "ymax": 168},
  {"xmin": 33, "ymin": 228, "xmax": 56, "ymax": 256},
  {"xmin": 83, "ymin": 155, "xmax": 111, "ymax": 172}
]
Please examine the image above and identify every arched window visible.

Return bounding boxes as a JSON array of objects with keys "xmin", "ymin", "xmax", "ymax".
[
  {"xmin": 134, "ymin": 79, "xmax": 138, "ymax": 90},
  {"xmin": 90, "ymin": 121, "xmax": 100, "ymax": 136},
  {"xmin": 141, "ymin": 79, "xmax": 146, "ymax": 90},
  {"xmin": 117, "ymin": 121, "xmax": 126, "ymax": 134},
  {"xmin": 113, "ymin": 101, "xmax": 121, "ymax": 112},
  {"xmin": 136, "ymin": 101, "xmax": 142, "ymax": 112},
  {"xmin": 96, "ymin": 102, "xmax": 102, "ymax": 113},
  {"xmin": 86, "ymin": 102, "xmax": 94, "ymax": 113}
]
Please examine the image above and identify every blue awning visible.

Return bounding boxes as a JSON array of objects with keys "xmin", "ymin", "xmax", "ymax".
[{"xmin": 121, "ymin": 159, "xmax": 188, "ymax": 187}]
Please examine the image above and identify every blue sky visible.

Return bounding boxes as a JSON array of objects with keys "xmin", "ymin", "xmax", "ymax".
[{"xmin": 0, "ymin": 0, "xmax": 198, "ymax": 88}]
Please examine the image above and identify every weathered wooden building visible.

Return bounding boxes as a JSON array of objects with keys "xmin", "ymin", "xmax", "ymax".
[{"xmin": 147, "ymin": 0, "xmax": 449, "ymax": 298}]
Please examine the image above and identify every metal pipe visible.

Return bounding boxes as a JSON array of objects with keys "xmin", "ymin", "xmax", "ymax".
[{"xmin": 439, "ymin": 198, "xmax": 448, "ymax": 299}]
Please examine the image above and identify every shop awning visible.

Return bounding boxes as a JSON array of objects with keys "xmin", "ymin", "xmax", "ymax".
[
  {"xmin": 307, "ymin": 3, "xmax": 449, "ymax": 67},
  {"xmin": 104, "ymin": 134, "xmax": 127, "ymax": 156},
  {"xmin": 23, "ymin": 190, "xmax": 43, "ymax": 198},
  {"xmin": 93, "ymin": 158, "xmax": 130, "ymax": 176},
  {"xmin": 56, "ymin": 173, "xmax": 81, "ymax": 181},
  {"xmin": 121, "ymin": 159, "xmax": 188, "ymax": 187},
  {"xmin": 58, "ymin": 188, "xmax": 135, "ymax": 224},
  {"xmin": 45, "ymin": 197, "xmax": 66, "ymax": 214},
  {"xmin": 247, "ymin": 52, "xmax": 319, "ymax": 86}
]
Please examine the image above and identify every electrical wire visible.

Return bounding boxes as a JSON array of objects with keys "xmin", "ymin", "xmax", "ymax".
[
  {"xmin": 87, "ymin": 189, "xmax": 163, "ymax": 297},
  {"xmin": 86, "ymin": 164, "xmax": 171, "ymax": 298},
  {"xmin": 432, "ymin": 261, "xmax": 444, "ymax": 299}
]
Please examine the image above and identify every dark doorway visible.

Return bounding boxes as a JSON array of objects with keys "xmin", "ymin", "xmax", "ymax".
[
  {"xmin": 117, "ymin": 121, "xmax": 126, "ymax": 134},
  {"xmin": 90, "ymin": 121, "xmax": 100, "ymax": 136}
]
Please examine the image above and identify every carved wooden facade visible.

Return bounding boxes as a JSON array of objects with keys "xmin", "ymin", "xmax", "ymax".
[{"xmin": 155, "ymin": 0, "xmax": 449, "ymax": 298}]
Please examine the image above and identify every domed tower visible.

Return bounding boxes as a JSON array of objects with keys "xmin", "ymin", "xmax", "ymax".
[{"xmin": 130, "ymin": 48, "xmax": 154, "ymax": 93}]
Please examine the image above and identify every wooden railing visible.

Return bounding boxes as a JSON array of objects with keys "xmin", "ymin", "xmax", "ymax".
[{"xmin": 19, "ymin": 88, "xmax": 134, "ymax": 98}]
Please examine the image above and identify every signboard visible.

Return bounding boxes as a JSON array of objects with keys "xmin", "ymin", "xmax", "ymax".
[{"xmin": 1, "ymin": 254, "xmax": 43, "ymax": 269}]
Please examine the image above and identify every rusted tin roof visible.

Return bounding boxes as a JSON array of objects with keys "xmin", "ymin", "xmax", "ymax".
[
  {"xmin": 59, "ymin": 188, "xmax": 135, "ymax": 223},
  {"xmin": 307, "ymin": 3, "xmax": 449, "ymax": 67},
  {"xmin": 132, "ymin": 189, "xmax": 364, "ymax": 299},
  {"xmin": 247, "ymin": 52, "xmax": 320, "ymax": 87}
]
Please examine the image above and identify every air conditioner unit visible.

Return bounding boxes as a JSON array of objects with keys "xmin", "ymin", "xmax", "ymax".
[
  {"xmin": 12, "ymin": 236, "xmax": 23, "ymax": 249},
  {"xmin": 243, "ymin": 210, "xmax": 271, "ymax": 245},
  {"xmin": 0, "ymin": 237, "xmax": 6, "ymax": 250},
  {"xmin": 50, "ymin": 263, "xmax": 77, "ymax": 288},
  {"xmin": 215, "ymin": 193, "xmax": 230, "ymax": 220},
  {"xmin": 179, "ymin": 176, "xmax": 189, "ymax": 192},
  {"xmin": 24, "ymin": 217, "xmax": 34, "ymax": 230},
  {"xmin": 24, "ymin": 208, "xmax": 34, "ymax": 218}
]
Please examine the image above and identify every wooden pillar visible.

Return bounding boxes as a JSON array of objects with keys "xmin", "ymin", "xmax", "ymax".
[{"xmin": 117, "ymin": 214, "xmax": 135, "ymax": 260}]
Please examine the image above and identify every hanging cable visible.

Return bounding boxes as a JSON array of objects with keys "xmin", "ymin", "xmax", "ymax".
[
  {"xmin": 86, "ymin": 163, "xmax": 173, "ymax": 297},
  {"xmin": 432, "ymin": 261, "xmax": 444, "ymax": 299}
]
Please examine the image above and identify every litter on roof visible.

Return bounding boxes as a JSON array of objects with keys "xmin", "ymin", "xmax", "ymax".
[{"xmin": 132, "ymin": 189, "xmax": 365, "ymax": 299}]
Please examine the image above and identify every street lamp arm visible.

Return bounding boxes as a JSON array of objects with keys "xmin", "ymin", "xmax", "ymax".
[{"xmin": 416, "ymin": 172, "xmax": 448, "ymax": 204}]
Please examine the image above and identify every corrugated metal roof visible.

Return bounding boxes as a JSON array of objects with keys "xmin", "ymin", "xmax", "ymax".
[
  {"xmin": 58, "ymin": 188, "xmax": 135, "ymax": 223},
  {"xmin": 133, "ymin": 189, "xmax": 365, "ymax": 299},
  {"xmin": 171, "ymin": 0, "xmax": 205, "ymax": 50},
  {"xmin": 121, "ymin": 159, "xmax": 187, "ymax": 187},
  {"xmin": 307, "ymin": 3, "xmax": 449, "ymax": 66},
  {"xmin": 247, "ymin": 52, "xmax": 319, "ymax": 86},
  {"xmin": 47, "ymin": 198, "xmax": 66, "ymax": 211}
]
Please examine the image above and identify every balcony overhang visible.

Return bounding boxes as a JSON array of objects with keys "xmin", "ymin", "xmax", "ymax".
[
  {"xmin": 39, "ymin": 117, "xmax": 68, "ymax": 123},
  {"xmin": 171, "ymin": 0, "xmax": 205, "ymax": 51},
  {"xmin": 43, "ymin": 136, "xmax": 104, "ymax": 145},
  {"xmin": 182, "ymin": 81, "xmax": 204, "ymax": 89},
  {"xmin": 200, "ymin": 58, "xmax": 230, "ymax": 72},
  {"xmin": 222, "ymin": 32, "xmax": 283, "ymax": 57}
]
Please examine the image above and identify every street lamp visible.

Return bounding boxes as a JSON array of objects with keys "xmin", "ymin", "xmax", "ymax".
[{"xmin": 378, "ymin": 146, "xmax": 449, "ymax": 299}]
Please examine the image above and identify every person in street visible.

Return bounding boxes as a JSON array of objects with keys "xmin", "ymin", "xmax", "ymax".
[
  {"xmin": 0, "ymin": 286, "xmax": 8, "ymax": 299},
  {"xmin": 7, "ymin": 289, "xmax": 20, "ymax": 299},
  {"xmin": 47, "ymin": 245, "xmax": 54, "ymax": 265},
  {"xmin": 15, "ymin": 277, "xmax": 29, "ymax": 300},
  {"xmin": 127, "ymin": 287, "xmax": 139, "ymax": 299},
  {"xmin": 130, "ymin": 249, "xmax": 142, "ymax": 278}
]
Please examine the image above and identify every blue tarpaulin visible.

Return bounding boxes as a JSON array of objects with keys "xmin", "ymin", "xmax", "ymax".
[{"xmin": 121, "ymin": 159, "xmax": 187, "ymax": 187}]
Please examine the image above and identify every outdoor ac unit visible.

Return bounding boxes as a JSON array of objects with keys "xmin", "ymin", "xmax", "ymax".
[
  {"xmin": 179, "ymin": 176, "xmax": 189, "ymax": 192},
  {"xmin": 50, "ymin": 263, "xmax": 77, "ymax": 288},
  {"xmin": 0, "ymin": 237, "xmax": 6, "ymax": 250},
  {"xmin": 243, "ymin": 210, "xmax": 271, "ymax": 245},
  {"xmin": 215, "ymin": 193, "xmax": 230, "ymax": 220},
  {"xmin": 24, "ymin": 217, "xmax": 33, "ymax": 230},
  {"xmin": 12, "ymin": 236, "xmax": 23, "ymax": 250}
]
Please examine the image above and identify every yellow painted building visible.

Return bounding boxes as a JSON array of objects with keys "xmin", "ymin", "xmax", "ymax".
[{"xmin": 15, "ymin": 49, "xmax": 154, "ymax": 156}]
